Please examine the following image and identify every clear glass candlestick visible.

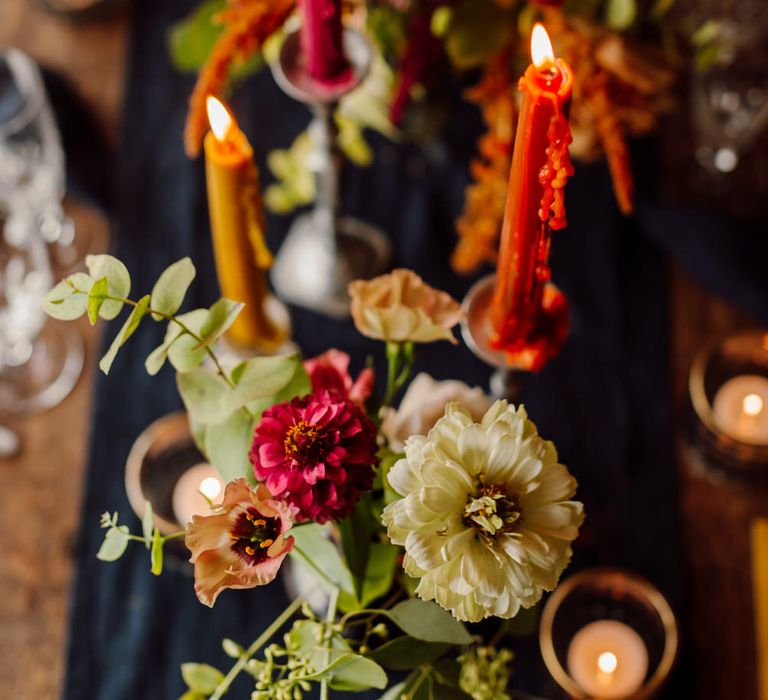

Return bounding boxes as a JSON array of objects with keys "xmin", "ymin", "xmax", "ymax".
[
  {"xmin": 269, "ymin": 29, "xmax": 391, "ymax": 319},
  {"xmin": 540, "ymin": 568, "xmax": 678, "ymax": 700},
  {"xmin": 687, "ymin": 330, "xmax": 768, "ymax": 475}
]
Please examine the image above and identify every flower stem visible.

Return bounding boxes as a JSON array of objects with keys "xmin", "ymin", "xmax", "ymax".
[
  {"xmin": 209, "ymin": 596, "xmax": 304, "ymax": 700},
  {"xmin": 319, "ymin": 586, "xmax": 339, "ymax": 700}
]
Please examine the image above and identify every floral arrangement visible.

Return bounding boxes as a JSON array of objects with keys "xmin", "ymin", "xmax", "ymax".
[
  {"xmin": 170, "ymin": 0, "xmax": 678, "ymax": 275},
  {"xmin": 44, "ymin": 257, "xmax": 583, "ymax": 698}
]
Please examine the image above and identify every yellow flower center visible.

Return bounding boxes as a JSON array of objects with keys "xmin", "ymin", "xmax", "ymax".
[
  {"xmin": 464, "ymin": 484, "xmax": 521, "ymax": 537},
  {"xmin": 283, "ymin": 421, "xmax": 325, "ymax": 464}
]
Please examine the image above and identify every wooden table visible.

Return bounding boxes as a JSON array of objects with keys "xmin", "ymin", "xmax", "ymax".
[{"xmin": 1, "ymin": 2, "xmax": 767, "ymax": 698}]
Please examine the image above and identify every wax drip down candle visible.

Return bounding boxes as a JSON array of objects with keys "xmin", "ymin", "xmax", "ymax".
[
  {"xmin": 204, "ymin": 96, "xmax": 286, "ymax": 351},
  {"xmin": 490, "ymin": 24, "xmax": 574, "ymax": 372},
  {"xmin": 299, "ymin": 0, "xmax": 350, "ymax": 83}
]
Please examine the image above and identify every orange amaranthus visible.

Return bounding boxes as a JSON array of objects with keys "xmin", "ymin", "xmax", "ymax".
[
  {"xmin": 184, "ymin": 0, "xmax": 295, "ymax": 157},
  {"xmin": 452, "ymin": 51, "xmax": 517, "ymax": 274}
]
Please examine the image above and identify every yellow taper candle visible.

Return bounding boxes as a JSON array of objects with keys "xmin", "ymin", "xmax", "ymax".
[{"xmin": 204, "ymin": 96, "xmax": 283, "ymax": 350}]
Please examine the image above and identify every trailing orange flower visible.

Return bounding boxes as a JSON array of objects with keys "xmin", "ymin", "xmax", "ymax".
[
  {"xmin": 184, "ymin": 0, "xmax": 295, "ymax": 157},
  {"xmin": 452, "ymin": 52, "xmax": 517, "ymax": 275}
]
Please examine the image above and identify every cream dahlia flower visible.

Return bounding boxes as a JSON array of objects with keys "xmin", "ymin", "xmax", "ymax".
[
  {"xmin": 380, "ymin": 373, "xmax": 492, "ymax": 452},
  {"xmin": 382, "ymin": 401, "xmax": 583, "ymax": 623}
]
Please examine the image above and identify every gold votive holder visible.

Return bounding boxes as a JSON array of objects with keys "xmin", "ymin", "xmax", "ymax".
[
  {"xmin": 688, "ymin": 330, "xmax": 768, "ymax": 475},
  {"xmin": 125, "ymin": 412, "xmax": 204, "ymax": 537},
  {"xmin": 539, "ymin": 568, "xmax": 678, "ymax": 699}
]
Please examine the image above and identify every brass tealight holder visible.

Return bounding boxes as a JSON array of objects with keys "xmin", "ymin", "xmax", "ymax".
[{"xmin": 539, "ymin": 568, "xmax": 678, "ymax": 700}]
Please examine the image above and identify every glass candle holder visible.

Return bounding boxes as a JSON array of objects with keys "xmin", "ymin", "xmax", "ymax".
[
  {"xmin": 688, "ymin": 330, "xmax": 768, "ymax": 473},
  {"xmin": 540, "ymin": 568, "xmax": 678, "ymax": 699}
]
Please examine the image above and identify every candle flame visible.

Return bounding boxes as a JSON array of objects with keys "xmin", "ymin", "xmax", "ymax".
[
  {"xmin": 199, "ymin": 476, "xmax": 223, "ymax": 501},
  {"xmin": 597, "ymin": 652, "xmax": 618, "ymax": 674},
  {"xmin": 531, "ymin": 24, "xmax": 555, "ymax": 70},
  {"xmin": 743, "ymin": 393, "xmax": 764, "ymax": 417},
  {"xmin": 206, "ymin": 96, "xmax": 233, "ymax": 142}
]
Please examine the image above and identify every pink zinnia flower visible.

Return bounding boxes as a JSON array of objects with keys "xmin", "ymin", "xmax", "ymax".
[
  {"xmin": 249, "ymin": 391, "xmax": 378, "ymax": 524},
  {"xmin": 303, "ymin": 349, "xmax": 374, "ymax": 406},
  {"xmin": 186, "ymin": 479, "xmax": 294, "ymax": 607}
]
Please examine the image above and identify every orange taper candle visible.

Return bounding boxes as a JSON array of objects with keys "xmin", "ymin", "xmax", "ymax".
[
  {"xmin": 490, "ymin": 24, "xmax": 573, "ymax": 369},
  {"xmin": 204, "ymin": 96, "xmax": 283, "ymax": 350}
]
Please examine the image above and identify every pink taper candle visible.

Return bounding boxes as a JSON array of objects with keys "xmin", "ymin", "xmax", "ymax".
[{"xmin": 299, "ymin": 0, "xmax": 350, "ymax": 82}]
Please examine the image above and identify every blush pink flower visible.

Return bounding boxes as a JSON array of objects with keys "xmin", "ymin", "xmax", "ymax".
[
  {"xmin": 303, "ymin": 349, "xmax": 374, "ymax": 406},
  {"xmin": 249, "ymin": 391, "xmax": 378, "ymax": 524},
  {"xmin": 185, "ymin": 479, "xmax": 294, "ymax": 607}
]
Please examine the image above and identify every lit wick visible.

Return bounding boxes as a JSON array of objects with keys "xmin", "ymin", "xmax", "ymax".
[
  {"xmin": 199, "ymin": 476, "xmax": 223, "ymax": 503},
  {"xmin": 531, "ymin": 23, "xmax": 559, "ymax": 79},
  {"xmin": 598, "ymin": 651, "xmax": 618, "ymax": 674},
  {"xmin": 206, "ymin": 96, "xmax": 233, "ymax": 143},
  {"xmin": 743, "ymin": 393, "xmax": 764, "ymax": 417}
]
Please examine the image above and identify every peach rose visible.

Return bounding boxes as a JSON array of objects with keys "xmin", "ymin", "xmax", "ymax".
[
  {"xmin": 186, "ymin": 479, "xmax": 293, "ymax": 607},
  {"xmin": 348, "ymin": 269, "xmax": 463, "ymax": 344}
]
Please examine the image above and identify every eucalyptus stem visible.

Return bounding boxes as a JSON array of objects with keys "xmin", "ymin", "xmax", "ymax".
[
  {"xmin": 210, "ymin": 596, "xmax": 304, "ymax": 700},
  {"xmin": 291, "ymin": 545, "xmax": 339, "ymax": 591},
  {"xmin": 319, "ymin": 586, "xmax": 340, "ymax": 700}
]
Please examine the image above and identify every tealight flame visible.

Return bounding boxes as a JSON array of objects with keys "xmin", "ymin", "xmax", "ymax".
[
  {"xmin": 199, "ymin": 476, "xmax": 223, "ymax": 501},
  {"xmin": 743, "ymin": 393, "xmax": 764, "ymax": 417},
  {"xmin": 597, "ymin": 652, "xmax": 618, "ymax": 675},
  {"xmin": 206, "ymin": 96, "xmax": 233, "ymax": 142},
  {"xmin": 531, "ymin": 23, "xmax": 555, "ymax": 70}
]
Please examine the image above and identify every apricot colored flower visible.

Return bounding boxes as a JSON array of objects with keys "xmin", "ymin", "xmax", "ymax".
[
  {"xmin": 303, "ymin": 349, "xmax": 374, "ymax": 406},
  {"xmin": 348, "ymin": 269, "xmax": 463, "ymax": 344},
  {"xmin": 186, "ymin": 479, "xmax": 294, "ymax": 607},
  {"xmin": 250, "ymin": 391, "xmax": 378, "ymax": 524},
  {"xmin": 382, "ymin": 401, "xmax": 583, "ymax": 622}
]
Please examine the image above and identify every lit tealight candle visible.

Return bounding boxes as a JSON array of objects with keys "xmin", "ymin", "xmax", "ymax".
[
  {"xmin": 711, "ymin": 374, "xmax": 768, "ymax": 445},
  {"xmin": 172, "ymin": 463, "xmax": 224, "ymax": 526},
  {"xmin": 567, "ymin": 620, "xmax": 649, "ymax": 699}
]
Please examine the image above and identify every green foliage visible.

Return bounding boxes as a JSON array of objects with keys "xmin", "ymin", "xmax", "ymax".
[
  {"xmin": 86, "ymin": 255, "xmax": 131, "ymax": 320},
  {"xmin": 96, "ymin": 513, "xmax": 130, "ymax": 562},
  {"xmin": 379, "ymin": 599, "xmax": 474, "ymax": 645},
  {"xmin": 605, "ymin": 0, "xmax": 638, "ymax": 31},
  {"xmin": 338, "ymin": 496, "xmax": 376, "ymax": 600},
  {"xmin": 100, "ymin": 295, "xmax": 151, "ymax": 374},
  {"xmin": 444, "ymin": 0, "xmax": 511, "ymax": 70},
  {"xmin": 151, "ymin": 528, "xmax": 164, "ymax": 576},
  {"xmin": 145, "ymin": 308, "xmax": 207, "ymax": 376},
  {"xmin": 150, "ymin": 256, "xmax": 196, "ymax": 320},
  {"xmin": 222, "ymin": 638, "xmax": 244, "ymax": 659},
  {"xmin": 195, "ymin": 298, "xmax": 244, "ymax": 351},
  {"xmin": 338, "ymin": 542, "xmax": 400, "ymax": 612},
  {"xmin": 141, "ymin": 501, "xmax": 154, "ymax": 549},
  {"xmin": 371, "ymin": 638, "xmax": 452, "ymax": 671},
  {"xmin": 181, "ymin": 663, "xmax": 225, "ymax": 694},
  {"xmin": 204, "ymin": 410, "xmax": 257, "ymax": 483},
  {"xmin": 42, "ymin": 272, "xmax": 93, "ymax": 320},
  {"xmin": 290, "ymin": 524, "xmax": 356, "ymax": 595},
  {"xmin": 87, "ymin": 277, "xmax": 109, "ymax": 325}
]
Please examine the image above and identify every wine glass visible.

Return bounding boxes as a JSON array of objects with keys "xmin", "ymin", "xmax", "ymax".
[
  {"xmin": 0, "ymin": 52, "xmax": 84, "ymax": 417},
  {"xmin": 0, "ymin": 49, "xmax": 86, "ymax": 270}
]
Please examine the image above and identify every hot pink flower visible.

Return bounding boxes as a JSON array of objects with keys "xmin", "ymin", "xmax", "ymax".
[
  {"xmin": 185, "ymin": 479, "xmax": 294, "ymax": 607},
  {"xmin": 249, "ymin": 391, "xmax": 378, "ymax": 524},
  {"xmin": 303, "ymin": 349, "xmax": 374, "ymax": 406}
]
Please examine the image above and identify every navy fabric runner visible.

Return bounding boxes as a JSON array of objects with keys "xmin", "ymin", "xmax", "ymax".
[{"xmin": 56, "ymin": 1, "xmax": 768, "ymax": 697}]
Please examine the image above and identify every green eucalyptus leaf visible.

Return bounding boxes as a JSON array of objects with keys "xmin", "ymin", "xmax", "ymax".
[
  {"xmin": 289, "ymin": 524, "xmax": 355, "ymax": 595},
  {"xmin": 177, "ymin": 368, "xmax": 232, "ymax": 424},
  {"xmin": 141, "ymin": 501, "xmax": 154, "ymax": 549},
  {"xmin": 100, "ymin": 294, "xmax": 151, "ymax": 374},
  {"xmin": 179, "ymin": 691, "xmax": 205, "ymax": 700},
  {"xmin": 371, "ymin": 637, "xmax": 451, "ymax": 670},
  {"xmin": 42, "ymin": 273, "xmax": 93, "ymax": 320},
  {"xmin": 204, "ymin": 410, "xmax": 256, "ymax": 482},
  {"xmin": 181, "ymin": 663, "xmax": 225, "ymax": 694},
  {"xmin": 96, "ymin": 526, "xmax": 130, "ymax": 561},
  {"xmin": 605, "ymin": 0, "xmax": 637, "ymax": 31},
  {"xmin": 195, "ymin": 298, "xmax": 244, "ymax": 350},
  {"xmin": 150, "ymin": 257, "xmax": 196, "ymax": 319},
  {"xmin": 222, "ymin": 638, "xmax": 244, "ymax": 659},
  {"xmin": 228, "ymin": 354, "xmax": 305, "ymax": 411},
  {"xmin": 379, "ymin": 682, "xmax": 407, "ymax": 700},
  {"xmin": 327, "ymin": 654, "xmax": 388, "ymax": 691},
  {"xmin": 151, "ymin": 528, "xmax": 164, "ymax": 576},
  {"xmin": 380, "ymin": 599, "xmax": 473, "ymax": 645},
  {"xmin": 145, "ymin": 308, "xmax": 207, "ymax": 376},
  {"xmin": 87, "ymin": 277, "xmax": 108, "ymax": 325},
  {"xmin": 85, "ymin": 255, "xmax": 131, "ymax": 320},
  {"xmin": 168, "ymin": 334, "xmax": 208, "ymax": 372}
]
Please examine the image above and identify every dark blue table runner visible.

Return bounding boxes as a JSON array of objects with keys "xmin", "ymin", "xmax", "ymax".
[{"xmin": 57, "ymin": 0, "xmax": 768, "ymax": 696}]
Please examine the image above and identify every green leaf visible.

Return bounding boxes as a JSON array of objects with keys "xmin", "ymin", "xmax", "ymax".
[
  {"xmin": 177, "ymin": 368, "xmax": 232, "ymax": 424},
  {"xmin": 195, "ymin": 298, "xmax": 244, "ymax": 350},
  {"xmin": 145, "ymin": 309, "xmax": 207, "ymax": 376},
  {"xmin": 151, "ymin": 528, "xmax": 164, "ymax": 576},
  {"xmin": 445, "ymin": 0, "xmax": 510, "ymax": 70},
  {"xmin": 99, "ymin": 294, "xmax": 151, "ymax": 374},
  {"xmin": 380, "ymin": 682, "xmax": 407, "ymax": 700},
  {"xmin": 42, "ymin": 273, "xmax": 93, "ymax": 320},
  {"xmin": 327, "ymin": 654, "xmax": 388, "ymax": 691},
  {"xmin": 181, "ymin": 663, "xmax": 225, "ymax": 694},
  {"xmin": 86, "ymin": 277, "xmax": 108, "ymax": 325},
  {"xmin": 141, "ymin": 501, "xmax": 154, "ymax": 550},
  {"xmin": 605, "ymin": 0, "xmax": 637, "ymax": 31},
  {"xmin": 228, "ymin": 354, "xmax": 305, "ymax": 411},
  {"xmin": 168, "ymin": 334, "xmax": 208, "ymax": 373},
  {"xmin": 338, "ymin": 495, "xmax": 375, "ymax": 601},
  {"xmin": 380, "ymin": 600, "xmax": 473, "ymax": 645},
  {"xmin": 96, "ymin": 526, "xmax": 130, "ymax": 561},
  {"xmin": 85, "ymin": 255, "xmax": 131, "ymax": 320},
  {"xmin": 204, "ymin": 410, "xmax": 256, "ymax": 482},
  {"xmin": 371, "ymin": 637, "xmax": 451, "ymax": 670},
  {"xmin": 179, "ymin": 691, "xmax": 205, "ymax": 700},
  {"xmin": 290, "ymin": 524, "xmax": 355, "ymax": 595},
  {"xmin": 222, "ymin": 638, "xmax": 244, "ymax": 659},
  {"xmin": 338, "ymin": 542, "xmax": 400, "ymax": 612},
  {"xmin": 150, "ymin": 257, "xmax": 196, "ymax": 319}
]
